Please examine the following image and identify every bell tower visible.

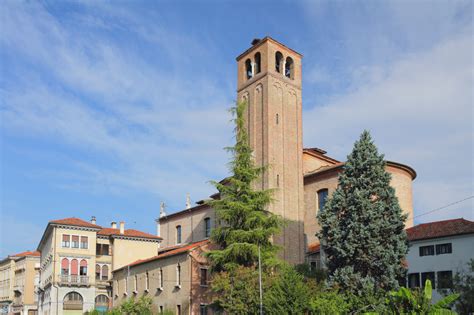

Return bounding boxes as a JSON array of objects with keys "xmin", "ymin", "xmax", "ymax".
[{"xmin": 236, "ymin": 37, "xmax": 304, "ymax": 264}]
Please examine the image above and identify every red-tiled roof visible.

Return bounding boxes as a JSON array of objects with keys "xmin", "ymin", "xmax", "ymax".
[
  {"xmin": 98, "ymin": 228, "xmax": 162, "ymax": 240},
  {"xmin": 307, "ymin": 242, "xmax": 321, "ymax": 254},
  {"xmin": 50, "ymin": 217, "xmax": 102, "ymax": 229},
  {"xmin": 407, "ymin": 218, "xmax": 474, "ymax": 241},
  {"xmin": 12, "ymin": 250, "xmax": 40, "ymax": 257},
  {"xmin": 115, "ymin": 239, "xmax": 210, "ymax": 272}
]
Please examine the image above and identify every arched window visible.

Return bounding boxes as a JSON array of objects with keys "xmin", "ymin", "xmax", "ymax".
[
  {"xmin": 63, "ymin": 292, "xmax": 83, "ymax": 311},
  {"xmin": 70, "ymin": 259, "xmax": 78, "ymax": 276},
  {"xmin": 176, "ymin": 225, "xmax": 182, "ymax": 244},
  {"xmin": 95, "ymin": 264, "xmax": 100, "ymax": 280},
  {"xmin": 204, "ymin": 217, "xmax": 211, "ymax": 238},
  {"xmin": 254, "ymin": 52, "xmax": 261, "ymax": 74},
  {"xmin": 245, "ymin": 58, "xmax": 253, "ymax": 79},
  {"xmin": 285, "ymin": 57, "xmax": 294, "ymax": 79},
  {"xmin": 79, "ymin": 259, "xmax": 87, "ymax": 276},
  {"xmin": 275, "ymin": 52, "xmax": 283, "ymax": 73},
  {"xmin": 95, "ymin": 294, "xmax": 109, "ymax": 312},
  {"xmin": 101, "ymin": 265, "xmax": 108, "ymax": 280},
  {"xmin": 317, "ymin": 189, "xmax": 329, "ymax": 212},
  {"xmin": 61, "ymin": 258, "xmax": 69, "ymax": 275}
]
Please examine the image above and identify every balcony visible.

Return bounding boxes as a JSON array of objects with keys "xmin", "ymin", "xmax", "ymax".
[
  {"xmin": 13, "ymin": 285, "xmax": 24, "ymax": 293},
  {"xmin": 59, "ymin": 275, "xmax": 89, "ymax": 286}
]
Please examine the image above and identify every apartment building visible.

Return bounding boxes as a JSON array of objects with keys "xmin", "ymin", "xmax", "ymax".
[
  {"xmin": 36, "ymin": 217, "xmax": 161, "ymax": 315},
  {"xmin": 0, "ymin": 251, "xmax": 40, "ymax": 315}
]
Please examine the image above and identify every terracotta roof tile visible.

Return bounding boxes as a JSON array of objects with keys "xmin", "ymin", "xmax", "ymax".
[
  {"xmin": 115, "ymin": 239, "xmax": 210, "ymax": 271},
  {"xmin": 407, "ymin": 218, "xmax": 474, "ymax": 241},
  {"xmin": 50, "ymin": 217, "xmax": 101, "ymax": 229},
  {"xmin": 12, "ymin": 250, "xmax": 40, "ymax": 257},
  {"xmin": 307, "ymin": 242, "xmax": 321, "ymax": 254},
  {"xmin": 98, "ymin": 228, "xmax": 162, "ymax": 240}
]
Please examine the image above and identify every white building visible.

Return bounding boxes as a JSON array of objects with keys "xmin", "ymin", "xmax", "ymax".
[{"xmin": 405, "ymin": 218, "xmax": 474, "ymax": 301}]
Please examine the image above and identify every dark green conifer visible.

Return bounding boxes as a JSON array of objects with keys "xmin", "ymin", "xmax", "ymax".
[{"xmin": 318, "ymin": 130, "xmax": 408, "ymax": 295}]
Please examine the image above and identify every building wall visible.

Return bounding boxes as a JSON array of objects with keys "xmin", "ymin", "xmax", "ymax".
[
  {"xmin": 111, "ymin": 238, "xmax": 159, "ymax": 272},
  {"xmin": 159, "ymin": 205, "xmax": 215, "ymax": 248},
  {"xmin": 0, "ymin": 259, "xmax": 15, "ymax": 313},
  {"xmin": 406, "ymin": 234, "xmax": 474, "ymax": 301},
  {"xmin": 303, "ymin": 153, "xmax": 334, "ymax": 175}
]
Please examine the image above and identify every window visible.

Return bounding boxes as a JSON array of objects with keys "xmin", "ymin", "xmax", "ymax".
[
  {"xmin": 254, "ymin": 52, "xmax": 261, "ymax": 74},
  {"xmin": 101, "ymin": 265, "xmax": 108, "ymax": 280},
  {"xmin": 204, "ymin": 218, "xmax": 211, "ymax": 238},
  {"xmin": 436, "ymin": 243, "xmax": 452, "ymax": 255},
  {"xmin": 80, "ymin": 236, "xmax": 88, "ymax": 249},
  {"xmin": 275, "ymin": 51, "xmax": 283, "ymax": 73},
  {"xmin": 177, "ymin": 305, "xmax": 181, "ymax": 315},
  {"xmin": 95, "ymin": 295, "xmax": 109, "ymax": 310},
  {"xmin": 63, "ymin": 292, "xmax": 83, "ymax": 310},
  {"xmin": 176, "ymin": 265, "xmax": 181, "ymax": 286},
  {"xmin": 145, "ymin": 272, "xmax": 149, "ymax": 291},
  {"xmin": 421, "ymin": 272, "xmax": 436, "ymax": 289},
  {"xmin": 79, "ymin": 260, "xmax": 87, "ymax": 276},
  {"xmin": 310, "ymin": 261, "xmax": 317, "ymax": 271},
  {"xmin": 276, "ymin": 113, "xmax": 279, "ymax": 124},
  {"xmin": 200, "ymin": 268, "xmax": 208, "ymax": 286},
  {"xmin": 159, "ymin": 306, "xmax": 163, "ymax": 313},
  {"xmin": 277, "ymin": 174, "xmax": 280, "ymax": 187},
  {"xmin": 159, "ymin": 269, "xmax": 164, "ymax": 288},
  {"xmin": 408, "ymin": 273, "xmax": 420, "ymax": 288},
  {"xmin": 317, "ymin": 189, "xmax": 328, "ymax": 212},
  {"xmin": 62, "ymin": 235, "xmax": 70, "ymax": 248},
  {"xmin": 134, "ymin": 275, "xmax": 138, "ymax": 293},
  {"xmin": 419, "ymin": 245, "xmax": 435, "ymax": 256},
  {"xmin": 95, "ymin": 265, "xmax": 101, "ymax": 280},
  {"xmin": 70, "ymin": 259, "xmax": 78, "ymax": 276},
  {"xmin": 176, "ymin": 225, "xmax": 182, "ymax": 244},
  {"xmin": 71, "ymin": 235, "xmax": 79, "ymax": 248},
  {"xmin": 61, "ymin": 258, "xmax": 69, "ymax": 275},
  {"xmin": 285, "ymin": 57, "xmax": 294, "ymax": 79},
  {"xmin": 245, "ymin": 58, "xmax": 253, "ymax": 79},
  {"xmin": 437, "ymin": 271, "xmax": 453, "ymax": 289},
  {"xmin": 96, "ymin": 244, "xmax": 110, "ymax": 256},
  {"xmin": 200, "ymin": 304, "xmax": 208, "ymax": 315}
]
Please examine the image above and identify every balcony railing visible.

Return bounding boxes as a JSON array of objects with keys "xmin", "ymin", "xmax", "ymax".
[{"xmin": 60, "ymin": 275, "xmax": 89, "ymax": 286}]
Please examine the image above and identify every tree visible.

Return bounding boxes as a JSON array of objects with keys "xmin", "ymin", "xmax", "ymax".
[
  {"xmin": 443, "ymin": 259, "xmax": 474, "ymax": 315},
  {"xmin": 206, "ymin": 101, "xmax": 283, "ymax": 272},
  {"xmin": 317, "ymin": 130, "xmax": 408, "ymax": 295}
]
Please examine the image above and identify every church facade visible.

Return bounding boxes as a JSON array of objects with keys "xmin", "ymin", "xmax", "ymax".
[{"xmin": 112, "ymin": 37, "xmax": 416, "ymax": 313}]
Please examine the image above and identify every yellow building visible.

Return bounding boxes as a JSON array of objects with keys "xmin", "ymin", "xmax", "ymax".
[
  {"xmin": 36, "ymin": 217, "xmax": 161, "ymax": 315},
  {"xmin": 0, "ymin": 251, "xmax": 40, "ymax": 315}
]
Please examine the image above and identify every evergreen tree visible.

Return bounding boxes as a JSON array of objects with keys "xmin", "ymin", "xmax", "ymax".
[
  {"xmin": 317, "ymin": 130, "xmax": 408, "ymax": 295},
  {"xmin": 206, "ymin": 101, "xmax": 283, "ymax": 271}
]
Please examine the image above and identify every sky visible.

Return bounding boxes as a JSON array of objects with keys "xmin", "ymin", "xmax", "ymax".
[{"xmin": 0, "ymin": 0, "xmax": 472, "ymax": 256}]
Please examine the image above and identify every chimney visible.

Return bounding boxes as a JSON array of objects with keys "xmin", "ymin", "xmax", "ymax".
[
  {"xmin": 119, "ymin": 221, "xmax": 125, "ymax": 234},
  {"xmin": 111, "ymin": 221, "xmax": 117, "ymax": 229},
  {"xmin": 186, "ymin": 193, "xmax": 191, "ymax": 209},
  {"xmin": 91, "ymin": 216, "xmax": 96, "ymax": 225}
]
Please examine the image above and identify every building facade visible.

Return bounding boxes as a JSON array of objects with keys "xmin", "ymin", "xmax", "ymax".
[
  {"xmin": 0, "ymin": 251, "xmax": 40, "ymax": 315},
  {"xmin": 36, "ymin": 217, "xmax": 161, "ymax": 315},
  {"xmin": 405, "ymin": 218, "xmax": 474, "ymax": 301}
]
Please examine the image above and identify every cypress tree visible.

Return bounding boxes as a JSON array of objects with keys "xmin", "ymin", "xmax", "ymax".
[
  {"xmin": 317, "ymin": 130, "xmax": 408, "ymax": 295},
  {"xmin": 206, "ymin": 101, "xmax": 283, "ymax": 272}
]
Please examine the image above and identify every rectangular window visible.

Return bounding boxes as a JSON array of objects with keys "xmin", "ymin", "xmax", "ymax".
[
  {"xmin": 159, "ymin": 269, "xmax": 163, "ymax": 288},
  {"xmin": 200, "ymin": 268, "xmax": 208, "ymax": 286},
  {"xmin": 200, "ymin": 304, "xmax": 208, "ymax": 315},
  {"xmin": 145, "ymin": 272, "xmax": 149, "ymax": 291},
  {"xmin": 421, "ymin": 272, "xmax": 436, "ymax": 289},
  {"xmin": 96, "ymin": 244, "xmax": 110, "ymax": 256},
  {"xmin": 318, "ymin": 189, "xmax": 328, "ymax": 212},
  {"xmin": 71, "ymin": 235, "xmax": 79, "ymax": 248},
  {"xmin": 62, "ymin": 235, "xmax": 70, "ymax": 248},
  {"xmin": 176, "ymin": 225, "xmax": 182, "ymax": 244},
  {"xmin": 437, "ymin": 271, "xmax": 453, "ymax": 289},
  {"xmin": 177, "ymin": 305, "xmax": 181, "ymax": 315},
  {"xmin": 159, "ymin": 306, "xmax": 163, "ymax": 313},
  {"xmin": 419, "ymin": 245, "xmax": 435, "ymax": 256},
  {"xmin": 204, "ymin": 218, "xmax": 211, "ymax": 238},
  {"xmin": 176, "ymin": 265, "xmax": 181, "ymax": 286},
  {"xmin": 436, "ymin": 243, "xmax": 452, "ymax": 255},
  {"xmin": 80, "ymin": 236, "xmax": 88, "ymax": 249},
  {"xmin": 408, "ymin": 273, "xmax": 420, "ymax": 288}
]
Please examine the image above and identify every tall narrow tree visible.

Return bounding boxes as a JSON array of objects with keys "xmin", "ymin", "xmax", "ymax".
[
  {"xmin": 206, "ymin": 101, "xmax": 283, "ymax": 272},
  {"xmin": 318, "ymin": 130, "xmax": 408, "ymax": 295}
]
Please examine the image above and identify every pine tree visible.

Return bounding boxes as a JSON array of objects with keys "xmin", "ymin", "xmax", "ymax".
[
  {"xmin": 317, "ymin": 130, "xmax": 408, "ymax": 295},
  {"xmin": 206, "ymin": 101, "xmax": 283, "ymax": 272}
]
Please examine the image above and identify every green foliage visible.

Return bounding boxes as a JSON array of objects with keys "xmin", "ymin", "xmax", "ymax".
[
  {"xmin": 442, "ymin": 259, "xmax": 474, "ymax": 315},
  {"xmin": 318, "ymin": 130, "xmax": 408, "ymax": 296},
  {"xmin": 295, "ymin": 263, "xmax": 327, "ymax": 282},
  {"xmin": 118, "ymin": 296, "xmax": 154, "ymax": 315},
  {"xmin": 387, "ymin": 280, "xmax": 459, "ymax": 314},
  {"xmin": 206, "ymin": 100, "xmax": 283, "ymax": 271},
  {"xmin": 308, "ymin": 289, "xmax": 350, "ymax": 314}
]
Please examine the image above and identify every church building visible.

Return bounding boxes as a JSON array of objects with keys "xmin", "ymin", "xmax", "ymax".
[{"xmin": 112, "ymin": 37, "xmax": 417, "ymax": 314}]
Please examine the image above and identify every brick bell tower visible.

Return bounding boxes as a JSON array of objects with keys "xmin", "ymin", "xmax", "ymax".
[{"xmin": 236, "ymin": 37, "xmax": 304, "ymax": 264}]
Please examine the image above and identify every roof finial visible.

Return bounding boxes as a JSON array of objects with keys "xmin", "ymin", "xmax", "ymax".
[
  {"xmin": 160, "ymin": 202, "xmax": 166, "ymax": 218},
  {"xmin": 186, "ymin": 193, "xmax": 191, "ymax": 209}
]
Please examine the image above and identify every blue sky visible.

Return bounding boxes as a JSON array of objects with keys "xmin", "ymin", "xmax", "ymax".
[{"xmin": 1, "ymin": 0, "xmax": 472, "ymax": 256}]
